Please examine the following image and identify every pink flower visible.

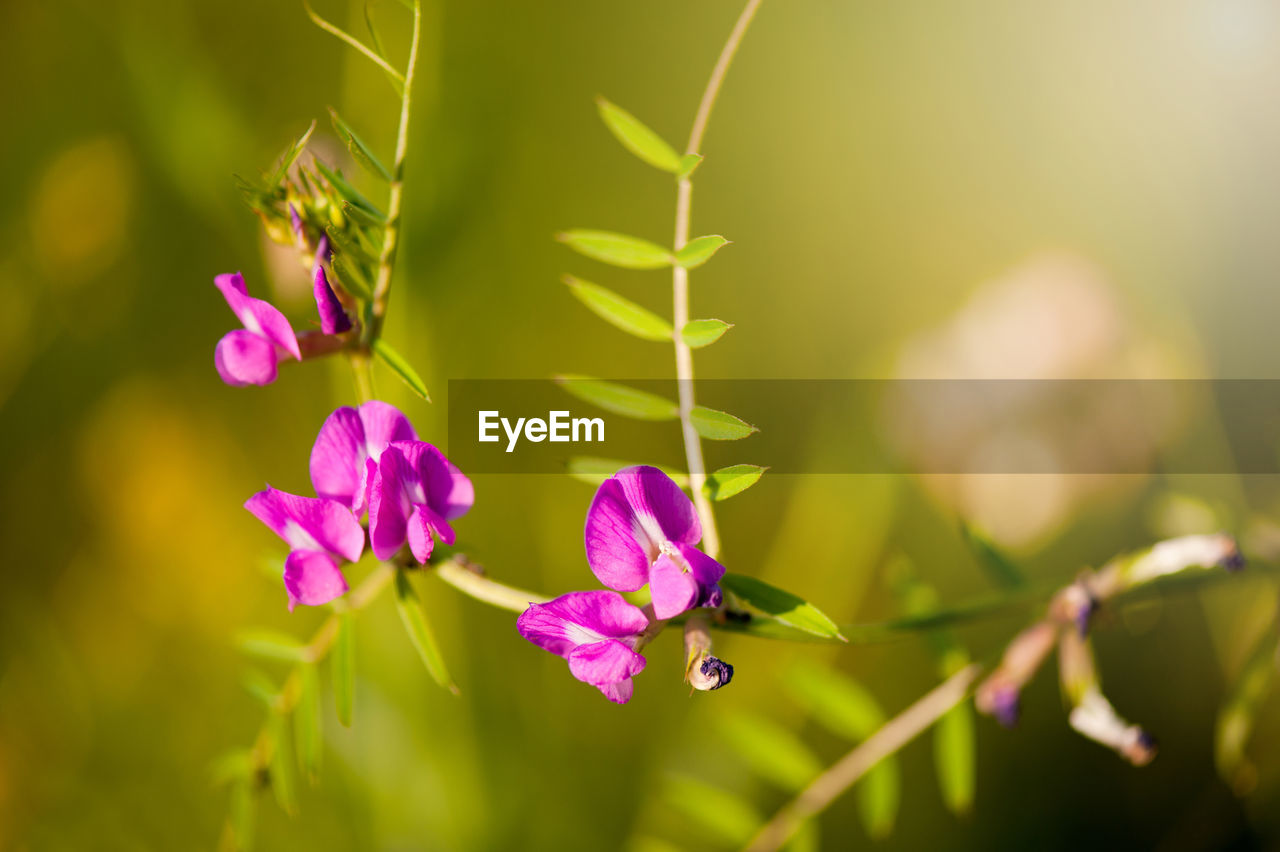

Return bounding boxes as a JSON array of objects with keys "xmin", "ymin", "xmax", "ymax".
[
  {"xmin": 213, "ymin": 272, "xmax": 302, "ymax": 386},
  {"xmin": 517, "ymin": 591, "xmax": 650, "ymax": 704},
  {"xmin": 585, "ymin": 466, "xmax": 725, "ymax": 619},
  {"xmin": 245, "ymin": 486, "xmax": 365, "ymax": 608}
]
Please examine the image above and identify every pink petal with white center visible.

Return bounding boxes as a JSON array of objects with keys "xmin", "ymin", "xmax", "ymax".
[
  {"xmin": 244, "ymin": 486, "xmax": 365, "ymax": 562},
  {"xmin": 649, "ymin": 553, "xmax": 700, "ymax": 619},
  {"xmin": 357, "ymin": 400, "xmax": 418, "ymax": 459},
  {"xmin": 283, "ymin": 549, "xmax": 349, "ymax": 609},
  {"xmin": 584, "ymin": 478, "xmax": 654, "ymax": 593},
  {"xmin": 309, "ymin": 406, "xmax": 367, "ymax": 508},
  {"xmin": 674, "ymin": 542, "xmax": 726, "ymax": 588},
  {"xmin": 516, "ymin": 590, "xmax": 650, "ymax": 658},
  {"xmin": 567, "ymin": 639, "xmax": 646, "ymax": 687},
  {"xmin": 613, "ymin": 466, "xmax": 701, "ymax": 547},
  {"xmin": 215, "ymin": 329, "xmax": 278, "ymax": 386},
  {"xmin": 214, "ymin": 272, "xmax": 301, "ymax": 360}
]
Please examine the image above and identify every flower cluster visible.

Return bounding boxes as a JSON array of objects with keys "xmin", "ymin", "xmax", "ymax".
[
  {"xmin": 517, "ymin": 465, "xmax": 731, "ymax": 704},
  {"xmin": 975, "ymin": 533, "xmax": 1241, "ymax": 763},
  {"xmin": 245, "ymin": 400, "xmax": 473, "ymax": 608}
]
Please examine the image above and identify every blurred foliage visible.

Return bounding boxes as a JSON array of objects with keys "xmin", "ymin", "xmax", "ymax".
[{"xmin": 5, "ymin": 0, "xmax": 1280, "ymax": 849}]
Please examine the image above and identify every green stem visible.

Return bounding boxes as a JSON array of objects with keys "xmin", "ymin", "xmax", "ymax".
[
  {"xmin": 365, "ymin": 0, "xmax": 423, "ymax": 345},
  {"xmin": 435, "ymin": 560, "xmax": 551, "ymax": 611},
  {"xmin": 349, "ymin": 351, "xmax": 376, "ymax": 403},
  {"xmin": 671, "ymin": 0, "xmax": 763, "ymax": 560}
]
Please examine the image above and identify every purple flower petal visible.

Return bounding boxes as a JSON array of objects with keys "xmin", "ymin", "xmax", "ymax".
[
  {"xmin": 215, "ymin": 272, "xmax": 301, "ymax": 360},
  {"xmin": 390, "ymin": 440, "xmax": 474, "ymax": 521},
  {"xmin": 567, "ymin": 639, "xmax": 646, "ymax": 687},
  {"xmin": 649, "ymin": 553, "xmax": 700, "ymax": 619},
  {"xmin": 585, "ymin": 478, "xmax": 654, "ymax": 593},
  {"xmin": 215, "ymin": 329, "xmax": 279, "ymax": 386},
  {"xmin": 614, "ymin": 466, "xmax": 701, "ymax": 547},
  {"xmin": 358, "ymin": 400, "xmax": 418, "ymax": 455},
  {"xmin": 367, "ymin": 448, "xmax": 411, "ymax": 561},
  {"xmin": 283, "ymin": 549, "xmax": 349, "ymax": 609},
  {"xmin": 309, "ymin": 402, "xmax": 417, "ymax": 512},
  {"xmin": 406, "ymin": 503, "xmax": 451, "ymax": 564},
  {"xmin": 310, "ymin": 406, "xmax": 367, "ymax": 508},
  {"xmin": 244, "ymin": 486, "xmax": 365, "ymax": 562},
  {"xmin": 516, "ymin": 590, "xmax": 650, "ymax": 658},
  {"xmin": 312, "ymin": 266, "xmax": 352, "ymax": 335},
  {"xmin": 597, "ymin": 678, "xmax": 634, "ymax": 704}
]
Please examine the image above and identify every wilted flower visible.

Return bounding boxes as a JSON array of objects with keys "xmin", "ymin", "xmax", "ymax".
[
  {"xmin": 213, "ymin": 272, "xmax": 301, "ymax": 386},
  {"xmin": 244, "ymin": 486, "xmax": 365, "ymax": 608},
  {"xmin": 517, "ymin": 590, "xmax": 650, "ymax": 704},
  {"xmin": 683, "ymin": 615, "xmax": 734, "ymax": 691},
  {"xmin": 585, "ymin": 466, "xmax": 725, "ymax": 619}
]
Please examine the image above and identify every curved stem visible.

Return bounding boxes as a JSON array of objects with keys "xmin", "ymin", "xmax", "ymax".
[
  {"xmin": 366, "ymin": 0, "xmax": 423, "ymax": 345},
  {"xmin": 743, "ymin": 664, "xmax": 982, "ymax": 852},
  {"xmin": 673, "ymin": 0, "xmax": 763, "ymax": 559}
]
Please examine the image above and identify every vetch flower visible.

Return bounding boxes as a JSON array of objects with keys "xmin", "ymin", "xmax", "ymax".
[
  {"xmin": 367, "ymin": 440, "xmax": 474, "ymax": 562},
  {"xmin": 585, "ymin": 466, "xmax": 725, "ymax": 619},
  {"xmin": 312, "ymin": 265, "xmax": 352, "ymax": 335},
  {"xmin": 245, "ymin": 486, "xmax": 365, "ymax": 609},
  {"xmin": 517, "ymin": 590, "xmax": 650, "ymax": 704},
  {"xmin": 309, "ymin": 401, "xmax": 419, "ymax": 514},
  {"xmin": 214, "ymin": 272, "xmax": 302, "ymax": 386}
]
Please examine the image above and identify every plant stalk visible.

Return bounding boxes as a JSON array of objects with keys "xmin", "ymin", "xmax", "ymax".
[{"xmin": 672, "ymin": 0, "xmax": 763, "ymax": 559}]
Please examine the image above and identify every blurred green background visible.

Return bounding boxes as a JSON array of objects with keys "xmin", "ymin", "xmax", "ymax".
[{"xmin": 6, "ymin": 0, "xmax": 1280, "ymax": 848}]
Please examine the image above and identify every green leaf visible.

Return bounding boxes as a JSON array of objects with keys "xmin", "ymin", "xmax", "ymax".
[
  {"xmin": 681, "ymin": 318, "xmax": 732, "ymax": 348},
  {"xmin": 691, "ymin": 405, "xmax": 757, "ymax": 441},
  {"xmin": 328, "ymin": 107, "xmax": 393, "ymax": 182},
  {"xmin": 1216, "ymin": 624, "xmax": 1279, "ymax": 790},
  {"xmin": 364, "ymin": 1, "xmax": 388, "ymax": 58},
  {"xmin": 677, "ymin": 153, "xmax": 704, "ymax": 179},
  {"xmin": 330, "ymin": 254, "xmax": 373, "ymax": 302},
  {"xmin": 269, "ymin": 120, "xmax": 316, "ymax": 185},
  {"xmin": 720, "ymin": 574, "xmax": 844, "ymax": 640},
  {"xmin": 394, "ymin": 570, "xmax": 460, "ymax": 695},
  {"xmin": 564, "ymin": 275, "xmax": 672, "ymax": 341},
  {"xmin": 662, "ymin": 775, "xmax": 761, "ymax": 847},
  {"xmin": 784, "ymin": 661, "xmax": 900, "ymax": 837},
  {"xmin": 720, "ymin": 712, "xmax": 822, "ymax": 792},
  {"xmin": 314, "ymin": 159, "xmax": 384, "ymax": 218},
  {"xmin": 294, "ymin": 664, "xmax": 322, "ymax": 782},
  {"xmin": 342, "ymin": 199, "xmax": 388, "ymax": 228},
  {"xmin": 372, "ymin": 338, "xmax": 431, "ymax": 401},
  {"xmin": 228, "ymin": 778, "xmax": 256, "ymax": 852},
  {"xmin": 858, "ymin": 759, "xmax": 901, "ymax": 839},
  {"xmin": 266, "ymin": 713, "xmax": 298, "ymax": 815},
  {"xmin": 242, "ymin": 669, "xmax": 281, "ymax": 707},
  {"xmin": 567, "ymin": 457, "xmax": 688, "ymax": 487},
  {"xmin": 556, "ymin": 230, "xmax": 673, "ymax": 269},
  {"xmin": 704, "ymin": 464, "xmax": 766, "ymax": 501},
  {"xmin": 332, "ymin": 612, "xmax": 355, "ymax": 727},
  {"xmin": 325, "ymin": 223, "xmax": 377, "ymax": 268},
  {"xmin": 595, "ymin": 96, "xmax": 683, "ymax": 173},
  {"xmin": 960, "ymin": 522, "xmax": 1026, "ymax": 589},
  {"xmin": 785, "ymin": 660, "xmax": 885, "ymax": 741},
  {"xmin": 303, "ymin": 0, "xmax": 404, "ymax": 94},
  {"xmin": 236, "ymin": 629, "xmax": 309, "ymax": 663},
  {"xmin": 556, "ymin": 375, "xmax": 678, "ymax": 420},
  {"xmin": 211, "ymin": 748, "xmax": 255, "ymax": 787},
  {"xmin": 675, "ymin": 235, "xmax": 730, "ymax": 269},
  {"xmin": 934, "ymin": 702, "xmax": 976, "ymax": 815}
]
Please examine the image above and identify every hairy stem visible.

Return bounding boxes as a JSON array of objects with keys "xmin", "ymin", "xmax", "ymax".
[
  {"xmin": 743, "ymin": 664, "xmax": 983, "ymax": 852},
  {"xmin": 435, "ymin": 560, "xmax": 551, "ymax": 611},
  {"xmin": 366, "ymin": 0, "xmax": 423, "ymax": 345},
  {"xmin": 673, "ymin": 0, "xmax": 763, "ymax": 559}
]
